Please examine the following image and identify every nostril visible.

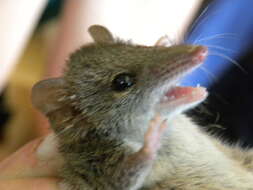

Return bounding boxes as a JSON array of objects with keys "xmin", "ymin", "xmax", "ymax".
[{"xmin": 191, "ymin": 46, "xmax": 208, "ymax": 62}]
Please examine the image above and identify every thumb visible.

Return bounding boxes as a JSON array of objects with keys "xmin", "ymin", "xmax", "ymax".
[{"xmin": 0, "ymin": 133, "xmax": 64, "ymax": 179}]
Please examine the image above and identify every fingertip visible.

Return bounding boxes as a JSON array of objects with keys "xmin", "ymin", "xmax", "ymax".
[
  {"xmin": 0, "ymin": 133, "xmax": 63, "ymax": 178},
  {"xmin": 36, "ymin": 133, "xmax": 59, "ymax": 161},
  {"xmin": 0, "ymin": 137, "xmax": 44, "ymax": 172},
  {"xmin": 0, "ymin": 177, "xmax": 61, "ymax": 190}
]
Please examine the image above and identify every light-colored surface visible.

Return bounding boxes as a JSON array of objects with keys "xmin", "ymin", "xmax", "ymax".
[
  {"xmin": 0, "ymin": 135, "xmax": 60, "ymax": 190},
  {"xmin": 0, "ymin": 0, "xmax": 47, "ymax": 91},
  {"xmin": 47, "ymin": 0, "xmax": 202, "ymax": 77},
  {"xmin": 82, "ymin": 0, "xmax": 202, "ymax": 45}
]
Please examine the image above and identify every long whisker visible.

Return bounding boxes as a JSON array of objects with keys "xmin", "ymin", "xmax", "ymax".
[
  {"xmin": 188, "ymin": 5, "xmax": 211, "ymax": 35},
  {"xmin": 199, "ymin": 65, "xmax": 218, "ymax": 83},
  {"xmin": 194, "ymin": 33, "xmax": 239, "ymax": 43},
  {"xmin": 187, "ymin": 2, "xmax": 218, "ymax": 39},
  {"xmin": 208, "ymin": 51, "xmax": 247, "ymax": 74},
  {"xmin": 204, "ymin": 44, "xmax": 237, "ymax": 53}
]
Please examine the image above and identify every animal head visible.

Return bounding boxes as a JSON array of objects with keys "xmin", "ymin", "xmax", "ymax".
[{"xmin": 32, "ymin": 25, "xmax": 208, "ymax": 136}]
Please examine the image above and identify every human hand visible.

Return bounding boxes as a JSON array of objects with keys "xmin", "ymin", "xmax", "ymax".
[{"xmin": 0, "ymin": 133, "xmax": 63, "ymax": 190}]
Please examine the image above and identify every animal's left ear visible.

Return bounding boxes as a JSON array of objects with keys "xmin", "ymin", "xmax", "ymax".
[
  {"xmin": 88, "ymin": 25, "xmax": 114, "ymax": 43},
  {"xmin": 31, "ymin": 78, "xmax": 66, "ymax": 115}
]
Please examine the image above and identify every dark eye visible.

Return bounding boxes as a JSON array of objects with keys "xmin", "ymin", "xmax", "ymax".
[{"xmin": 112, "ymin": 73, "xmax": 135, "ymax": 91}]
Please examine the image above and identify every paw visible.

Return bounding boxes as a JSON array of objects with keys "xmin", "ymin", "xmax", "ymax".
[{"xmin": 142, "ymin": 115, "xmax": 168, "ymax": 159}]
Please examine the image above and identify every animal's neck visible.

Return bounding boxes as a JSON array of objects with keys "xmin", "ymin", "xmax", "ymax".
[
  {"xmin": 121, "ymin": 114, "xmax": 198, "ymax": 151},
  {"xmin": 145, "ymin": 114, "xmax": 243, "ymax": 187}
]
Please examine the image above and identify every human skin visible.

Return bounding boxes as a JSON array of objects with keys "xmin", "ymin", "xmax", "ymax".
[{"xmin": 0, "ymin": 134, "xmax": 62, "ymax": 190}]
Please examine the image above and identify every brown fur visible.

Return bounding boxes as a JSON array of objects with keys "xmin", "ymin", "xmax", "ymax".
[{"xmin": 32, "ymin": 25, "xmax": 253, "ymax": 190}]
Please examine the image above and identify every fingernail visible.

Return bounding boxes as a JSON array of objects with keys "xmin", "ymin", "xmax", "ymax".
[{"xmin": 36, "ymin": 133, "xmax": 59, "ymax": 161}]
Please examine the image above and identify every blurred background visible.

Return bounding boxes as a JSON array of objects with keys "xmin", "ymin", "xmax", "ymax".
[{"xmin": 0, "ymin": 0, "xmax": 253, "ymax": 160}]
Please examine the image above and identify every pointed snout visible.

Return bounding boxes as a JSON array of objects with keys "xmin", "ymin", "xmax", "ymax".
[
  {"xmin": 187, "ymin": 45, "xmax": 208, "ymax": 62},
  {"xmin": 147, "ymin": 44, "xmax": 208, "ymax": 78}
]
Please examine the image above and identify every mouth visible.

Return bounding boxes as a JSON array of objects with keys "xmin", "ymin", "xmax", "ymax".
[
  {"xmin": 159, "ymin": 85, "xmax": 207, "ymax": 110},
  {"xmin": 157, "ymin": 45, "xmax": 208, "ymax": 112}
]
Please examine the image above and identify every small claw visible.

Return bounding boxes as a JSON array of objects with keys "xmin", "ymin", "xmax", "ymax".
[{"xmin": 159, "ymin": 119, "xmax": 168, "ymax": 134}]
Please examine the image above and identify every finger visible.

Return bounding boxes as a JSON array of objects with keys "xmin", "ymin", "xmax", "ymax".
[
  {"xmin": 0, "ymin": 177, "xmax": 60, "ymax": 190},
  {"xmin": 0, "ymin": 133, "xmax": 63, "ymax": 179}
]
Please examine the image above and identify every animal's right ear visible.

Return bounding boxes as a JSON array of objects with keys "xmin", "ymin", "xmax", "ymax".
[
  {"xmin": 88, "ymin": 25, "xmax": 114, "ymax": 43},
  {"xmin": 31, "ymin": 78, "xmax": 66, "ymax": 115}
]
